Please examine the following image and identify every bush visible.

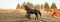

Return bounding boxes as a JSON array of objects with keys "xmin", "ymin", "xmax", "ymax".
[{"xmin": 25, "ymin": 13, "xmax": 31, "ymax": 19}]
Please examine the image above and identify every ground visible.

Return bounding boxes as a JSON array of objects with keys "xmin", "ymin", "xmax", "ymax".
[{"xmin": 0, "ymin": 9, "xmax": 60, "ymax": 22}]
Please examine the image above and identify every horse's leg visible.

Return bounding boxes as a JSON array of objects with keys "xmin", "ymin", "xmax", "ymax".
[
  {"xmin": 35, "ymin": 13, "xmax": 38, "ymax": 20},
  {"xmin": 39, "ymin": 11, "xmax": 41, "ymax": 18},
  {"xmin": 27, "ymin": 13, "xmax": 31, "ymax": 19}
]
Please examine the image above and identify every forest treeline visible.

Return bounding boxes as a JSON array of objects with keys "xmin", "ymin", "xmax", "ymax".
[{"xmin": 16, "ymin": 2, "xmax": 57, "ymax": 10}]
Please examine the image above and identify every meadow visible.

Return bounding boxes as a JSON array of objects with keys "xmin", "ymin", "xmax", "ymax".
[{"xmin": 0, "ymin": 9, "xmax": 60, "ymax": 22}]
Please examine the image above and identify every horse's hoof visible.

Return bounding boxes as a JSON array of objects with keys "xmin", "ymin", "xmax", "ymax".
[
  {"xmin": 35, "ymin": 18, "xmax": 38, "ymax": 20},
  {"xmin": 27, "ymin": 18, "xmax": 31, "ymax": 19}
]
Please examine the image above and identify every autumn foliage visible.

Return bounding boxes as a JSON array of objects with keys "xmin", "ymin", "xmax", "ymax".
[{"xmin": 16, "ymin": 2, "xmax": 60, "ymax": 17}]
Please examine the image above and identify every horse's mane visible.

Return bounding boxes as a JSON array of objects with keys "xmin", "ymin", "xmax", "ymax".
[{"xmin": 24, "ymin": 5, "xmax": 31, "ymax": 10}]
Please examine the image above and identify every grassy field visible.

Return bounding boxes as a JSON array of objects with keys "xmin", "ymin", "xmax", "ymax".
[{"xmin": 0, "ymin": 9, "xmax": 60, "ymax": 22}]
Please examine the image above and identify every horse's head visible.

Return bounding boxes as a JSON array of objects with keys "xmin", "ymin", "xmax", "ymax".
[{"xmin": 24, "ymin": 5, "xmax": 30, "ymax": 10}]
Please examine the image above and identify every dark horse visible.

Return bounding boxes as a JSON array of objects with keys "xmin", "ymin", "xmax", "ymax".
[{"xmin": 24, "ymin": 5, "xmax": 41, "ymax": 20}]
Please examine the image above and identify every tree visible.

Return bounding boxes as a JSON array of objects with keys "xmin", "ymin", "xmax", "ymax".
[
  {"xmin": 44, "ymin": 2, "xmax": 50, "ymax": 9},
  {"xmin": 26, "ymin": 2, "xmax": 33, "ymax": 8},
  {"xmin": 41, "ymin": 4, "xmax": 43, "ymax": 9},
  {"xmin": 51, "ymin": 3, "xmax": 57, "ymax": 9},
  {"xmin": 20, "ymin": 2, "xmax": 26, "ymax": 9},
  {"xmin": 34, "ymin": 4, "xmax": 41, "ymax": 10},
  {"xmin": 16, "ymin": 3, "xmax": 20, "ymax": 9}
]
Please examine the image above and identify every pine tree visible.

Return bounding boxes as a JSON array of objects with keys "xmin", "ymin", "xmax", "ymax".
[
  {"xmin": 26, "ymin": 2, "xmax": 33, "ymax": 8},
  {"xmin": 21, "ymin": 2, "xmax": 26, "ymax": 9},
  {"xmin": 44, "ymin": 2, "xmax": 50, "ymax": 9},
  {"xmin": 51, "ymin": 3, "xmax": 57, "ymax": 9},
  {"xmin": 34, "ymin": 4, "xmax": 41, "ymax": 10},
  {"xmin": 16, "ymin": 3, "xmax": 20, "ymax": 9}
]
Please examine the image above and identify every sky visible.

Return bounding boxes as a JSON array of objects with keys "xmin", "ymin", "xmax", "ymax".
[{"xmin": 0, "ymin": 0, "xmax": 60, "ymax": 9}]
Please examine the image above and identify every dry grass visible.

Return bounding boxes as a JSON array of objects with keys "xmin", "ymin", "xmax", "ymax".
[{"xmin": 0, "ymin": 9, "xmax": 60, "ymax": 22}]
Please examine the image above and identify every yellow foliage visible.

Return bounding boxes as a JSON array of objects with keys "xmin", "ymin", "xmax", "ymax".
[
  {"xmin": 16, "ymin": 2, "xmax": 42, "ymax": 11},
  {"xmin": 26, "ymin": 2, "xmax": 33, "ymax": 8},
  {"xmin": 34, "ymin": 4, "xmax": 41, "ymax": 10},
  {"xmin": 20, "ymin": 2, "xmax": 26, "ymax": 9}
]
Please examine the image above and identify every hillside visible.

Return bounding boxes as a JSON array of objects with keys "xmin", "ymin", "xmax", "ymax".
[{"xmin": 0, "ymin": 9, "xmax": 60, "ymax": 22}]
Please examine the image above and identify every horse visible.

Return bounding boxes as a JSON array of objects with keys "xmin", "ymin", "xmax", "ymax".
[{"xmin": 24, "ymin": 5, "xmax": 41, "ymax": 20}]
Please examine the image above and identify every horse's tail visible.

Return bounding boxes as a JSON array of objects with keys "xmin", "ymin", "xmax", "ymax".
[{"xmin": 39, "ymin": 11, "xmax": 41, "ymax": 16}]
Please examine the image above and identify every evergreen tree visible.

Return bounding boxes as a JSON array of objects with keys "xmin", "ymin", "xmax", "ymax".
[
  {"xmin": 34, "ymin": 4, "xmax": 41, "ymax": 10},
  {"xmin": 16, "ymin": 3, "xmax": 20, "ymax": 9},
  {"xmin": 21, "ymin": 2, "xmax": 26, "ymax": 9},
  {"xmin": 51, "ymin": 3, "xmax": 57, "ymax": 9},
  {"xmin": 26, "ymin": 2, "xmax": 33, "ymax": 8},
  {"xmin": 44, "ymin": 2, "xmax": 50, "ymax": 9}
]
